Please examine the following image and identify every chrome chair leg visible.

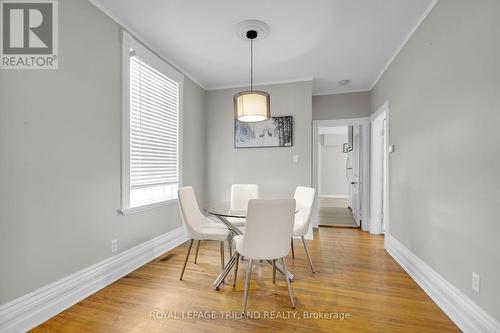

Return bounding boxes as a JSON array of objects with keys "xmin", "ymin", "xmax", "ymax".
[
  {"xmin": 301, "ymin": 236, "xmax": 315, "ymax": 274},
  {"xmin": 242, "ymin": 259, "xmax": 253, "ymax": 314},
  {"xmin": 220, "ymin": 241, "xmax": 225, "ymax": 283},
  {"xmin": 233, "ymin": 253, "xmax": 240, "ymax": 287},
  {"xmin": 194, "ymin": 240, "xmax": 201, "ymax": 264},
  {"xmin": 180, "ymin": 239, "xmax": 194, "ymax": 280},
  {"xmin": 220, "ymin": 241, "xmax": 225, "ymax": 269},
  {"xmin": 281, "ymin": 258, "xmax": 295, "ymax": 309},
  {"xmin": 228, "ymin": 236, "xmax": 233, "ymax": 258},
  {"xmin": 291, "ymin": 238, "xmax": 295, "ymax": 259},
  {"xmin": 272, "ymin": 259, "xmax": 276, "ymax": 283}
]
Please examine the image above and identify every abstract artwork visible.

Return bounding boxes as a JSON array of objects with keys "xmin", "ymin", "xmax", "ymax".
[{"xmin": 235, "ymin": 116, "xmax": 293, "ymax": 148}]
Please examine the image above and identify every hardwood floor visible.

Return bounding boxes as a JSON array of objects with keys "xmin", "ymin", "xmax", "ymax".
[
  {"xmin": 319, "ymin": 197, "xmax": 358, "ymax": 228},
  {"xmin": 31, "ymin": 228, "xmax": 459, "ymax": 332}
]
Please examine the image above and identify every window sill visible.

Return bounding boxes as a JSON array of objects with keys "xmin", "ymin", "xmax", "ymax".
[{"xmin": 119, "ymin": 199, "xmax": 178, "ymax": 215}]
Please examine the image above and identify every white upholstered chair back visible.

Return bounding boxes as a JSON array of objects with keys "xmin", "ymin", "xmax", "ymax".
[
  {"xmin": 230, "ymin": 184, "xmax": 259, "ymax": 212},
  {"xmin": 239, "ymin": 199, "xmax": 296, "ymax": 260}
]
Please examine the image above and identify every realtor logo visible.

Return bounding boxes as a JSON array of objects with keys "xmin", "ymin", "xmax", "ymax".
[{"xmin": 1, "ymin": 0, "xmax": 58, "ymax": 69}]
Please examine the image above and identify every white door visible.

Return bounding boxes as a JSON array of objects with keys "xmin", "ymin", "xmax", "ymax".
[
  {"xmin": 369, "ymin": 111, "xmax": 386, "ymax": 234},
  {"xmin": 350, "ymin": 125, "xmax": 362, "ymax": 225}
]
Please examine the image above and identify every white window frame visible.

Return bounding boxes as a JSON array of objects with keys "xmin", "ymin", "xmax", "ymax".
[{"xmin": 120, "ymin": 30, "xmax": 183, "ymax": 215}]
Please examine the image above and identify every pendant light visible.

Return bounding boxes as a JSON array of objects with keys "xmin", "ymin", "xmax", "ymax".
[{"xmin": 234, "ymin": 29, "xmax": 270, "ymax": 122}]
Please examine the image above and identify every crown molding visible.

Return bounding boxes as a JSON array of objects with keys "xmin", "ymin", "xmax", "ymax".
[
  {"xmin": 205, "ymin": 77, "xmax": 313, "ymax": 91},
  {"xmin": 369, "ymin": 0, "xmax": 439, "ymax": 91},
  {"xmin": 313, "ymin": 89, "xmax": 371, "ymax": 97}
]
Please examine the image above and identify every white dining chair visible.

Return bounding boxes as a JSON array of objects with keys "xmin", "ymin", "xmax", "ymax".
[
  {"xmin": 228, "ymin": 184, "xmax": 259, "ymax": 227},
  {"xmin": 291, "ymin": 186, "xmax": 316, "ymax": 274},
  {"xmin": 178, "ymin": 187, "xmax": 231, "ymax": 280},
  {"xmin": 233, "ymin": 199, "xmax": 296, "ymax": 313}
]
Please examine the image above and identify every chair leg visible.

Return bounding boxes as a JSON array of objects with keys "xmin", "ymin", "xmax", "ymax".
[
  {"xmin": 194, "ymin": 240, "xmax": 201, "ymax": 264},
  {"xmin": 228, "ymin": 236, "xmax": 233, "ymax": 258},
  {"xmin": 220, "ymin": 241, "xmax": 225, "ymax": 283},
  {"xmin": 233, "ymin": 253, "xmax": 240, "ymax": 287},
  {"xmin": 242, "ymin": 259, "xmax": 253, "ymax": 314},
  {"xmin": 180, "ymin": 239, "xmax": 194, "ymax": 280},
  {"xmin": 281, "ymin": 258, "xmax": 295, "ymax": 309},
  {"xmin": 301, "ymin": 236, "xmax": 315, "ymax": 274},
  {"xmin": 272, "ymin": 259, "xmax": 276, "ymax": 283},
  {"xmin": 291, "ymin": 238, "xmax": 295, "ymax": 259},
  {"xmin": 220, "ymin": 241, "xmax": 225, "ymax": 269}
]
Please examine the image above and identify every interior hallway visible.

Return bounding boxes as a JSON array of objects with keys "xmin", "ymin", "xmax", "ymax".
[{"xmin": 318, "ymin": 197, "xmax": 358, "ymax": 228}]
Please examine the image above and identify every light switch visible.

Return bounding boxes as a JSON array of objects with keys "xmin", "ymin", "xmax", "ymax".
[
  {"xmin": 388, "ymin": 144, "xmax": 395, "ymax": 153},
  {"xmin": 293, "ymin": 154, "xmax": 299, "ymax": 163}
]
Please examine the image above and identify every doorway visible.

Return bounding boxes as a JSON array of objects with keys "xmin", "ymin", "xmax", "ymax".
[
  {"xmin": 317, "ymin": 125, "xmax": 356, "ymax": 227},
  {"xmin": 312, "ymin": 118, "xmax": 370, "ymax": 230}
]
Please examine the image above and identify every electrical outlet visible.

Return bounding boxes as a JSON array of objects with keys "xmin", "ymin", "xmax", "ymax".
[
  {"xmin": 472, "ymin": 272, "xmax": 480, "ymax": 293},
  {"xmin": 292, "ymin": 154, "xmax": 299, "ymax": 163},
  {"xmin": 111, "ymin": 239, "xmax": 118, "ymax": 253}
]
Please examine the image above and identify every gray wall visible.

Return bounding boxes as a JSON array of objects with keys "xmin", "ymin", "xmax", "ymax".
[
  {"xmin": 206, "ymin": 81, "xmax": 312, "ymax": 203},
  {"xmin": 312, "ymin": 91, "xmax": 370, "ymax": 120},
  {"xmin": 0, "ymin": 0, "xmax": 206, "ymax": 304},
  {"xmin": 371, "ymin": 0, "xmax": 500, "ymax": 320}
]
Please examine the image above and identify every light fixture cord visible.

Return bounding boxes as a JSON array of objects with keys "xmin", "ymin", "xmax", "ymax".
[{"xmin": 250, "ymin": 37, "xmax": 253, "ymax": 92}]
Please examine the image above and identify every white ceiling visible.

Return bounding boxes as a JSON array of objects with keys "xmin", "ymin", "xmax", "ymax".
[{"xmin": 91, "ymin": 0, "xmax": 435, "ymax": 95}]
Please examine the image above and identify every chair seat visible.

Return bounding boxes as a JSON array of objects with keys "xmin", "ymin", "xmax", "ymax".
[
  {"xmin": 227, "ymin": 217, "xmax": 246, "ymax": 227},
  {"xmin": 203, "ymin": 217, "xmax": 230, "ymax": 228},
  {"xmin": 194, "ymin": 223, "xmax": 230, "ymax": 241},
  {"xmin": 234, "ymin": 234, "xmax": 279, "ymax": 260}
]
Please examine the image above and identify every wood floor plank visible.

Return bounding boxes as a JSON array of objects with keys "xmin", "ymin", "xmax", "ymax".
[
  {"xmin": 31, "ymin": 228, "xmax": 459, "ymax": 332},
  {"xmin": 318, "ymin": 197, "xmax": 358, "ymax": 228}
]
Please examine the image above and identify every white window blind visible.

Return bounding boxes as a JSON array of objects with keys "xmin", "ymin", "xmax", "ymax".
[
  {"xmin": 130, "ymin": 55, "xmax": 179, "ymax": 189},
  {"xmin": 127, "ymin": 52, "xmax": 181, "ymax": 208}
]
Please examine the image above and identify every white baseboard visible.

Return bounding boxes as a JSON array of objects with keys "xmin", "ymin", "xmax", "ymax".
[
  {"xmin": 318, "ymin": 194, "xmax": 349, "ymax": 199},
  {"xmin": 385, "ymin": 233, "xmax": 500, "ymax": 333},
  {"xmin": 0, "ymin": 227, "xmax": 187, "ymax": 333}
]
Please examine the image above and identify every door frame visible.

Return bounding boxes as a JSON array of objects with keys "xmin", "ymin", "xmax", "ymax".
[
  {"xmin": 312, "ymin": 117, "xmax": 370, "ymax": 229},
  {"xmin": 370, "ymin": 101, "xmax": 390, "ymax": 236}
]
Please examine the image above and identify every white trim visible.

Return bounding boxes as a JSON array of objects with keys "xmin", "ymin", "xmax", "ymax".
[
  {"xmin": 382, "ymin": 102, "xmax": 390, "ymax": 237},
  {"xmin": 120, "ymin": 30, "xmax": 184, "ymax": 213},
  {"xmin": 0, "ymin": 227, "xmax": 188, "ymax": 333},
  {"xmin": 370, "ymin": 0, "xmax": 439, "ymax": 90},
  {"xmin": 120, "ymin": 30, "xmax": 131, "ymax": 212},
  {"xmin": 312, "ymin": 89, "xmax": 371, "ymax": 97},
  {"xmin": 385, "ymin": 233, "xmax": 500, "ymax": 333},
  {"xmin": 319, "ymin": 194, "xmax": 349, "ymax": 199},
  {"xmin": 368, "ymin": 102, "xmax": 389, "ymax": 235},
  {"xmin": 313, "ymin": 117, "xmax": 370, "ymax": 128},
  {"xmin": 311, "ymin": 122, "xmax": 320, "ymax": 228},
  {"xmin": 87, "ymin": 0, "xmax": 205, "ymax": 89},
  {"xmin": 119, "ymin": 198, "xmax": 178, "ymax": 215},
  {"xmin": 312, "ymin": 117, "xmax": 370, "ymax": 228},
  {"xmin": 205, "ymin": 77, "xmax": 313, "ymax": 91},
  {"xmin": 370, "ymin": 100, "xmax": 388, "ymax": 120}
]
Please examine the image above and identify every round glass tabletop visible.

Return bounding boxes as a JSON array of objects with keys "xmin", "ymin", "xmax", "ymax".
[
  {"xmin": 205, "ymin": 202, "xmax": 299, "ymax": 219},
  {"xmin": 204, "ymin": 202, "xmax": 247, "ymax": 218}
]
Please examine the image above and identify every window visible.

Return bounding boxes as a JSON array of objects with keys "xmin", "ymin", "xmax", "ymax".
[{"xmin": 121, "ymin": 31, "xmax": 183, "ymax": 214}]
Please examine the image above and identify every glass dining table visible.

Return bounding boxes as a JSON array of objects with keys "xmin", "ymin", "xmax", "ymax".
[{"xmin": 205, "ymin": 202, "xmax": 295, "ymax": 290}]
